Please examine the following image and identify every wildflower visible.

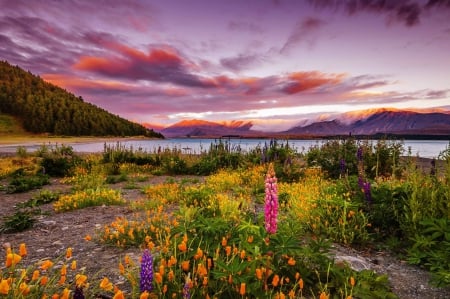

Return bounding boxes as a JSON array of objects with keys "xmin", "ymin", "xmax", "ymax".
[
  {"xmin": 225, "ymin": 246, "xmax": 231, "ymax": 256},
  {"xmin": 84, "ymin": 235, "xmax": 91, "ymax": 241},
  {"xmin": 181, "ymin": 260, "xmax": 190, "ymax": 272},
  {"xmin": 17, "ymin": 281, "xmax": 30, "ymax": 295},
  {"xmin": 5, "ymin": 253, "xmax": 21, "ymax": 267},
  {"xmin": 178, "ymin": 241, "xmax": 187, "ymax": 252},
  {"xmin": 75, "ymin": 274, "xmax": 87, "ymax": 287},
  {"xmin": 239, "ymin": 283, "xmax": 246, "ymax": 295},
  {"xmin": 256, "ymin": 268, "xmax": 263, "ymax": 280},
  {"xmin": 183, "ymin": 274, "xmax": 191, "ymax": 299},
  {"xmin": 100, "ymin": 277, "xmax": 113, "ymax": 291},
  {"xmin": 40, "ymin": 259, "xmax": 54, "ymax": 270},
  {"xmin": 71, "ymin": 260, "xmax": 77, "ymax": 270},
  {"xmin": 114, "ymin": 290, "xmax": 125, "ymax": 299},
  {"xmin": 350, "ymin": 276, "xmax": 355, "ymax": 287},
  {"xmin": 140, "ymin": 249, "xmax": 154, "ymax": 292},
  {"xmin": 41, "ymin": 276, "xmax": 49, "ymax": 286},
  {"xmin": 58, "ymin": 275, "xmax": 66, "ymax": 285},
  {"xmin": 299, "ymin": 278, "xmax": 304, "ymax": 289},
  {"xmin": 73, "ymin": 286, "xmax": 85, "ymax": 299},
  {"xmin": 168, "ymin": 270, "xmax": 174, "ymax": 281},
  {"xmin": 60, "ymin": 288, "xmax": 70, "ymax": 299},
  {"xmin": 272, "ymin": 274, "xmax": 280, "ymax": 287},
  {"xmin": 357, "ymin": 147, "xmax": 363, "ymax": 162},
  {"xmin": 140, "ymin": 291, "xmax": 150, "ymax": 299},
  {"xmin": 119, "ymin": 262, "xmax": 125, "ymax": 274},
  {"xmin": 32, "ymin": 270, "xmax": 40, "ymax": 280},
  {"xmin": 154, "ymin": 273, "xmax": 163, "ymax": 284},
  {"xmin": 66, "ymin": 247, "xmax": 72, "ymax": 259},
  {"xmin": 264, "ymin": 163, "xmax": 278, "ymax": 234},
  {"xmin": 19, "ymin": 243, "xmax": 27, "ymax": 256},
  {"xmin": 0, "ymin": 279, "xmax": 10, "ymax": 295},
  {"xmin": 221, "ymin": 237, "xmax": 227, "ymax": 246},
  {"xmin": 340, "ymin": 159, "xmax": 346, "ymax": 176},
  {"xmin": 319, "ymin": 291, "xmax": 329, "ymax": 299},
  {"xmin": 287, "ymin": 257, "xmax": 296, "ymax": 266},
  {"xmin": 363, "ymin": 181, "xmax": 372, "ymax": 204}
]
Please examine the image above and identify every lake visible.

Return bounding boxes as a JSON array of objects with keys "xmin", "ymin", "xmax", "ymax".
[
  {"xmin": 0, "ymin": 138, "xmax": 448, "ymax": 158},
  {"xmin": 6, "ymin": 138, "xmax": 445, "ymax": 158}
]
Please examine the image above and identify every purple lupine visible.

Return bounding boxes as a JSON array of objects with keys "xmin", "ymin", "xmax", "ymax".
[
  {"xmin": 140, "ymin": 249, "xmax": 154, "ymax": 293},
  {"xmin": 363, "ymin": 181, "xmax": 372, "ymax": 205},
  {"xmin": 73, "ymin": 287, "xmax": 85, "ymax": 299},
  {"xmin": 183, "ymin": 274, "xmax": 191, "ymax": 299},
  {"xmin": 340, "ymin": 158, "xmax": 346, "ymax": 176},
  {"xmin": 264, "ymin": 164, "xmax": 278, "ymax": 234},
  {"xmin": 357, "ymin": 146, "xmax": 363, "ymax": 162},
  {"xmin": 358, "ymin": 176, "xmax": 364, "ymax": 188}
]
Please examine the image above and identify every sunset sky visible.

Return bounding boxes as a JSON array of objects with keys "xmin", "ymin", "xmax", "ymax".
[{"xmin": 1, "ymin": 0, "xmax": 449, "ymax": 131}]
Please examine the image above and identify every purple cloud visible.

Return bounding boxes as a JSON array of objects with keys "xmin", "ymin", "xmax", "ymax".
[{"xmin": 280, "ymin": 17, "xmax": 326, "ymax": 54}]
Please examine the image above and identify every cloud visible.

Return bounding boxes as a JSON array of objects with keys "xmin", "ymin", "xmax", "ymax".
[
  {"xmin": 220, "ymin": 53, "xmax": 261, "ymax": 72},
  {"xmin": 308, "ymin": 0, "xmax": 450, "ymax": 27},
  {"xmin": 280, "ymin": 71, "xmax": 345, "ymax": 94},
  {"xmin": 280, "ymin": 17, "xmax": 326, "ymax": 54},
  {"xmin": 73, "ymin": 45, "xmax": 217, "ymax": 88}
]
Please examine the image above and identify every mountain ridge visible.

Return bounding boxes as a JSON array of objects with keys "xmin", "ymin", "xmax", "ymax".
[{"xmin": 156, "ymin": 109, "xmax": 450, "ymax": 138}]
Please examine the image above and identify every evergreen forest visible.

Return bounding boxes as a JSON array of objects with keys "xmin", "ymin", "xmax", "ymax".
[{"xmin": 0, "ymin": 61, "xmax": 163, "ymax": 138}]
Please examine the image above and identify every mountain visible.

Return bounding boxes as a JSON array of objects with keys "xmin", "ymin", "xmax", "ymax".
[
  {"xmin": 162, "ymin": 109, "xmax": 450, "ymax": 138},
  {"xmin": 161, "ymin": 119, "xmax": 255, "ymax": 138},
  {"xmin": 0, "ymin": 61, "xmax": 163, "ymax": 138},
  {"xmin": 285, "ymin": 110, "xmax": 450, "ymax": 137}
]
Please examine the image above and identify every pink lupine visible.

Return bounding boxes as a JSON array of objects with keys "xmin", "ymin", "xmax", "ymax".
[{"xmin": 264, "ymin": 163, "xmax": 278, "ymax": 234}]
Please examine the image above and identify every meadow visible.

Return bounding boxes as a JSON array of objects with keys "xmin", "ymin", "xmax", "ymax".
[{"xmin": 0, "ymin": 138, "xmax": 449, "ymax": 299}]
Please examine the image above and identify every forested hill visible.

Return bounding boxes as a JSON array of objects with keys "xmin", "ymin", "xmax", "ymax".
[{"xmin": 0, "ymin": 61, "xmax": 163, "ymax": 138}]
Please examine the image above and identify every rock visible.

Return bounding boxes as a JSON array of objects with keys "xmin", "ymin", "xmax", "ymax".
[{"xmin": 334, "ymin": 254, "xmax": 372, "ymax": 271}]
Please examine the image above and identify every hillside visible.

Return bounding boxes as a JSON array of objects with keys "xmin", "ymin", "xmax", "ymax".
[
  {"xmin": 0, "ymin": 61, "xmax": 163, "ymax": 138},
  {"xmin": 161, "ymin": 119, "xmax": 255, "ymax": 138}
]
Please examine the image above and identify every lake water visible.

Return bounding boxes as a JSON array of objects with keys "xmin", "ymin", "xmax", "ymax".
[
  {"xmin": 33, "ymin": 138, "xmax": 450, "ymax": 158},
  {"xmin": 1, "ymin": 138, "xmax": 448, "ymax": 158}
]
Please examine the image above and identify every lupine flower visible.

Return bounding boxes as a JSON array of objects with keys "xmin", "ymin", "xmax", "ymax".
[
  {"xmin": 140, "ymin": 249, "xmax": 154, "ymax": 293},
  {"xmin": 340, "ymin": 159, "xmax": 346, "ymax": 176},
  {"xmin": 73, "ymin": 286, "xmax": 85, "ymax": 299},
  {"xmin": 264, "ymin": 163, "xmax": 278, "ymax": 234},
  {"xmin": 357, "ymin": 146, "xmax": 363, "ymax": 162},
  {"xmin": 183, "ymin": 274, "xmax": 191, "ymax": 299},
  {"xmin": 363, "ymin": 181, "xmax": 372, "ymax": 204}
]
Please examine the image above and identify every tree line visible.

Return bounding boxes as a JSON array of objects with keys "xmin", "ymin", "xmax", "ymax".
[{"xmin": 0, "ymin": 61, "xmax": 163, "ymax": 138}]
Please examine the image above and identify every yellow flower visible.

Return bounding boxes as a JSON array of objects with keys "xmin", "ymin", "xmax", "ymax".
[
  {"xmin": 19, "ymin": 243, "xmax": 27, "ymax": 256},
  {"xmin": 319, "ymin": 292, "xmax": 329, "ymax": 299},
  {"xmin": 40, "ymin": 259, "xmax": 54, "ymax": 270},
  {"xmin": 32, "ymin": 270, "xmax": 40, "ymax": 281},
  {"xmin": 140, "ymin": 291, "xmax": 150, "ymax": 299},
  {"xmin": 100, "ymin": 277, "xmax": 113, "ymax": 291},
  {"xmin": 41, "ymin": 276, "xmax": 49, "ymax": 286},
  {"xmin": 113, "ymin": 290, "xmax": 125, "ymax": 299},
  {"xmin": 287, "ymin": 257, "xmax": 296, "ymax": 266},
  {"xmin": 84, "ymin": 235, "xmax": 92, "ymax": 241},
  {"xmin": 178, "ymin": 241, "xmax": 187, "ymax": 252},
  {"xmin": 0, "ymin": 279, "xmax": 10, "ymax": 295},
  {"xmin": 66, "ymin": 247, "xmax": 72, "ymax": 259},
  {"xmin": 60, "ymin": 288, "xmax": 70, "ymax": 299},
  {"xmin": 76, "ymin": 274, "xmax": 88, "ymax": 287},
  {"xmin": 6, "ymin": 253, "xmax": 22, "ymax": 267},
  {"xmin": 239, "ymin": 283, "xmax": 246, "ymax": 296},
  {"xmin": 58, "ymin": 274, "xmax": 66, "ymax": 285},
  {"xmin": 272, "ymin": 274, "xmax": 280, "ymax": 287},
  {"xmin": 350, "ymin": 276, "xmax": 355, "ymax": 287},
  {"xmin": 19, "ymin": 282, "xmax": 30, "ymax": 295},
  {"xmin": 119, "ymin": 262, "xmax": 125, "ymax": 274},
  {"xmin": 181, "ymin": 260, "xmax": 190, "ymax": 272},
  {"xmin": 71, "ymin": 260, "xmax": 77, "ymax": 270}
]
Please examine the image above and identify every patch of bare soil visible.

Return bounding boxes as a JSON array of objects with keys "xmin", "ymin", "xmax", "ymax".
[{"xmin": 1, "ymin": 176, "xmax": 449, "ymax": 299}]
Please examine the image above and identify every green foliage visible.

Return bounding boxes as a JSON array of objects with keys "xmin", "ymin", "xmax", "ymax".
[
  {"xmin": 407, "ymin": 218, "xmax": 450, "ymax": 287},
  {"xmin": 306, "ymin": 138, "xmax": 403, "ymax": 179},
  {"xmin": 0, "ymin": 210, "xmax": 36, "ymax": 233},
  {"xmin": 38, "ymin": 144, "xmax": 81, "ymax": 177},
  {"xmin": 0, "ymin": 61, "xmax": 163, "ymax": 137},
  {"xmin": 6, "ymin": 170, "xmax": 50, "ymax": 193}
]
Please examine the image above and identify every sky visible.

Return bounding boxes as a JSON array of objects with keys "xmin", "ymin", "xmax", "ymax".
[{"xmin": 1, "ymin": 0, "xmax": 449, "ymax": 131}]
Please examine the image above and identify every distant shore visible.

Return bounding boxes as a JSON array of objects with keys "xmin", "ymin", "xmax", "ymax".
[{"xmin": 0, "ymin": 135, "xmax": 156, "ymax": 148}]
